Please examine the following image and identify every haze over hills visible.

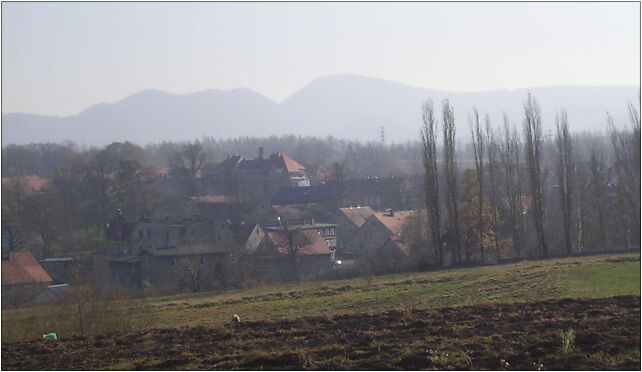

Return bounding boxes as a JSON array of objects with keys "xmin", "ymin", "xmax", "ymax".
[{"xmin": 2, "ymin": 74, "xmax": 639, "ymax": 146}]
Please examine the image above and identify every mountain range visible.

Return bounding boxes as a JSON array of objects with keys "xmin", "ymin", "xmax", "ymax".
[{"xmin": 2, "ymin": 74, "xmax": 639, "ymax": 146}]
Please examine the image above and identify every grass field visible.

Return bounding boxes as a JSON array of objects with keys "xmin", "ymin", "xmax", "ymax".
[
  {"xmin": 2, "ymin": 253, "xmax": 640, "ymax": 370},
  {"xmin": 2, "ymin": 253, "xmax": 639, "ymax": 340},
  {"xmin": 2, "ymin": 254, "xmax": 641, "ymax": 370}
]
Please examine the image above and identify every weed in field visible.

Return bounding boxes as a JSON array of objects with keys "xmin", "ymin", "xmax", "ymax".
[
  {"xmin": 499, "ymin": 358, "xmax": 510, "ymax": 368},
  {"xmin": 559, "ymin": 328, "xmax": 575, "ymax": 354},
  {"xmin": 532, "ymin": 360, "xmax": 545, "ymax": 370},
  {"xmin": 402, "ymin": 295, "xmax": 416, "ymax": 321}
]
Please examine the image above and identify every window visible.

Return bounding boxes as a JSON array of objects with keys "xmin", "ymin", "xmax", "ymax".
[
  {"xmin": 201, "ymin": 256, "xmax": 206, "ymax": 265},
  {"xmin": 138, "ymin": 230, "xmax": 143, "ymax": 239},
  {"xmin": 147, "ymin": 229, "xmax": 151, "ymax": 238},
  {"xmin": 170, "ymin": 259, "xmax": 176, "ymax": 267}
]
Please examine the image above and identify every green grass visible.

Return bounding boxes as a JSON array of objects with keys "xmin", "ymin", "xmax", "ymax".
[
  {"xmin": 2, "ymin": 253, "xmax": 640, "ymax": 341},
  {"xmin": 560, "ymin": 259, "xmax": 640, "ymax": 298}
]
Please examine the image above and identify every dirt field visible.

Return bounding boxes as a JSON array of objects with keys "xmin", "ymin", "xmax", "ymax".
[{"xmin": 2, "ymin": 295, "xmax": 639, "ymax": 370}]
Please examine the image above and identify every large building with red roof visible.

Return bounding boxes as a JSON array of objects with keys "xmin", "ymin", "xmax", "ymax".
[{"xmin": 209, "ymin": 147, "xmax": 311, "ymax": 191}]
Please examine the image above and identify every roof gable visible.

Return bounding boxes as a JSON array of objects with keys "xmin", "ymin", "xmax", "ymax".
[
  {"xmin": 280, "ymin": 154, "xmax": 306, "ymax": 173},
  {"xmin": 339, "ymin": 206, "xmax": 375, "ymax": 228},
  {"xmin": 372, "ymin": 211, "xmax": 416, "ymax": 236},
  {"xmin": 2, "ymin": 252, "xmax": 53, "ymax": 286}
]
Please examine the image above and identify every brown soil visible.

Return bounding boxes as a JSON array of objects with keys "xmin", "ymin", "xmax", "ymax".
[{"xmin": 2, "ymin": 295, "xmax": 640, "ymax": 370}]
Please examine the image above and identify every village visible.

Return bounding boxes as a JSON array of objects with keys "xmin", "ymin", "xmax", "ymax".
[{"xmin": 2, "ymin": 147, "xmax": 429, "ymax": 305}]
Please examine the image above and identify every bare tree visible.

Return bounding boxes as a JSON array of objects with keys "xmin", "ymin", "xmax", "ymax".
[
  {"xmin": 470, "ymin": 108, "xmax": 486, "ymax": 264},
  {"xmin": 442, "ymin": 99, "xmax": 462, "ymax": 264},
  {"xmin": 555, "ymin": 110, "xmax": 574, "ymax": 256},
  {"xmin": 588, "ymin": 137, "xmax": 612, "ymax": 251},
  {"xmin": 421, "ymin": 99, "xmax": 443, "ymax": 267},
  {"xmin": 608, "ymin": 108, "xmax": 641, "ymax": 249},
  {"xmin": 169, "ymin": 140, "xmax": 207, "ymax": 195},
  {"xmin": 485, "ymin": 115, "xmax": 501, "ymax": 262},
  {"xmin": 523, "ymin": 94, "xmax": 548, "ymax": 258},
  {"xmin": 279, "ymin": 222, "xmax": 314, "ymax": 282},
  {"xmin": 174, "ymin": 256, "xmax": 210, "ymax": 293},
  {"xmin": 500, "ymin": 114, "xmax": 523, "ymax": 259}
]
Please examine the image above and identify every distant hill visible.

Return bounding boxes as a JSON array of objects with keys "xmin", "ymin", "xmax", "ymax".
[{"xmin": 2, "ymin": 74, "xmax": 639, "ymax": 146}]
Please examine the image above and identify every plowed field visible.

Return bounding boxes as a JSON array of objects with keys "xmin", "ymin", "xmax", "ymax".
[{"xmin": 2, "ymin": 295, "xmax": 639, "ymax": 370}]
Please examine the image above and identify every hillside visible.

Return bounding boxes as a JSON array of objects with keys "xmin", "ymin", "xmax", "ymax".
[
  {"xmin": 2, "ymin": 74, "xmax": 638, "ymax": 146},
  {"xmin": 1, "ymin": 253, "xmax": 640, "ymax": 370}
]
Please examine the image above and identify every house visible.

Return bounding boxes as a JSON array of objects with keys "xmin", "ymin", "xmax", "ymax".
[
  {"xmin": 207, "ymin": 148, "xmax": 311, "ymax": 193},
  {"xmin": 349, "ymin": 210, "xmax": 418, "ymax": 265},
  {"xmin": 139, "ymin": 244, "xmax": 229, "ymax": 291},
  {"xmin": 334, "ymin": 206, "xmax": 375, "ymax": 254},
  {"xmin": 255, "ymin": 229, "xmax": 334, "ymax": 281},
  {"xmin": 104, "ymin": 216, "xmax": 228, "ymax": 255},
  {"xmin": 2, "ymin": 252, "xmax": 53, "ymax": 306},
  {"xmin": 96, "ymin": 217, "xmax": 265, "ymax": 290}
]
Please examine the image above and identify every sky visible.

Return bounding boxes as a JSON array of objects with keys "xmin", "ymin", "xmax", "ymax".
[{"xmin": 2, "ymin": 2, "xmax": 640, "ymax": 116}]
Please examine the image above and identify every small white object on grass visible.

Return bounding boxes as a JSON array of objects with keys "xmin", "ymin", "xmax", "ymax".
[{"xmin": 231, "ymin": 314, "xmax": 241, "ymax": 323}]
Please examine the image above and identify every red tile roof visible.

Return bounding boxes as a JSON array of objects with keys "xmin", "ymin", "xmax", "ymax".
[
  {"xmin": 389, "ymin": 236, "xmax": 411, "ymax": 256},
  {"xmin": 215, "ymin": 152, "xmax": 306, "ymax": 174},
  {"xmin": 373, "ymin": 210, "xmax": 417, "ymax": 236},
  {"xmin": 265, "ymin": 230, "xmax": 331, "ymax": 256},
  {"xmin": 280, "ymin": 154, "xmax": 306, "ymax": 173},
  {"xmin": 1, "ymin": 176, "xmax": 51, "ymax": 194},
  {"xmin": 339, "ymin": 206, "xmax": 375, "ymax": 228},
  {"xmin": 2, "ymin": 252, "xmax": 53, "ymax": 286}
]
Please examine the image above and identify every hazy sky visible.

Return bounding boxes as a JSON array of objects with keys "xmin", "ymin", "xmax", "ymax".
[{"xmin": 2, "ymin": 2, "xmax": 640, "ymax": 116}]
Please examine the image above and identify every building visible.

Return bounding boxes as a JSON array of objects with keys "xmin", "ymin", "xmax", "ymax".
[
  {"xmin": 334, "ymin": 206, "xmax": 375, "ymax": 254},
  {"xmin": 104, "ymin": 216, "xmax": 230, "ymax": 256},
  {"xmin": 269, "ymin": 203, "xmax": 337, "ymax": 248},
  {"xmin": 255, "ymin": 229, "xmax": 334, "ymax": 281},
  {"xmin": 2, "ymin": 252, "xmax": 53, "ymax": 306},
  {"xmin": 349, "ymin": 210, "xmax": 417, "ymax": 265},
  {"xmin": 208, "ymin": 148, "xmax": 311, "ymax": 194},
  {"xmin": 139, "ymin": 244, "xmax": 228, "ymax": 291},
  {"xmin": 96, "ymin": 216, "xmax": 265, "ymax": 290}
]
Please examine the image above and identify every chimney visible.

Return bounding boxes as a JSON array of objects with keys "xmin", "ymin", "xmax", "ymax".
[{"xmin": 258, "ymin": 147, "xmax": 264, "ymax": 159}]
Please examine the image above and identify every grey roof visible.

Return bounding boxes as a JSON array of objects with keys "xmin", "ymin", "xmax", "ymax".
[
  {"xmin": 144, "ymin": 244, "xmax": 227, "ymax": 257},
  {"xmin": 40, "ymin": 257, "xmax": 75, "ymax": 262},
  {"xmin": 108, "ymin": 255, "xmax": 141, "ymax": 263},
  {"xmin": 48, "ymin": 283, "xmax": 72, "ymax": 296}
]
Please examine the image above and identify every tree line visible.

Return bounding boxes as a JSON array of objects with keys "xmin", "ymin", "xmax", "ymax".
[{"xmin": 416, "ymin": 95, "xmax": 640, "ymax": 268}]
